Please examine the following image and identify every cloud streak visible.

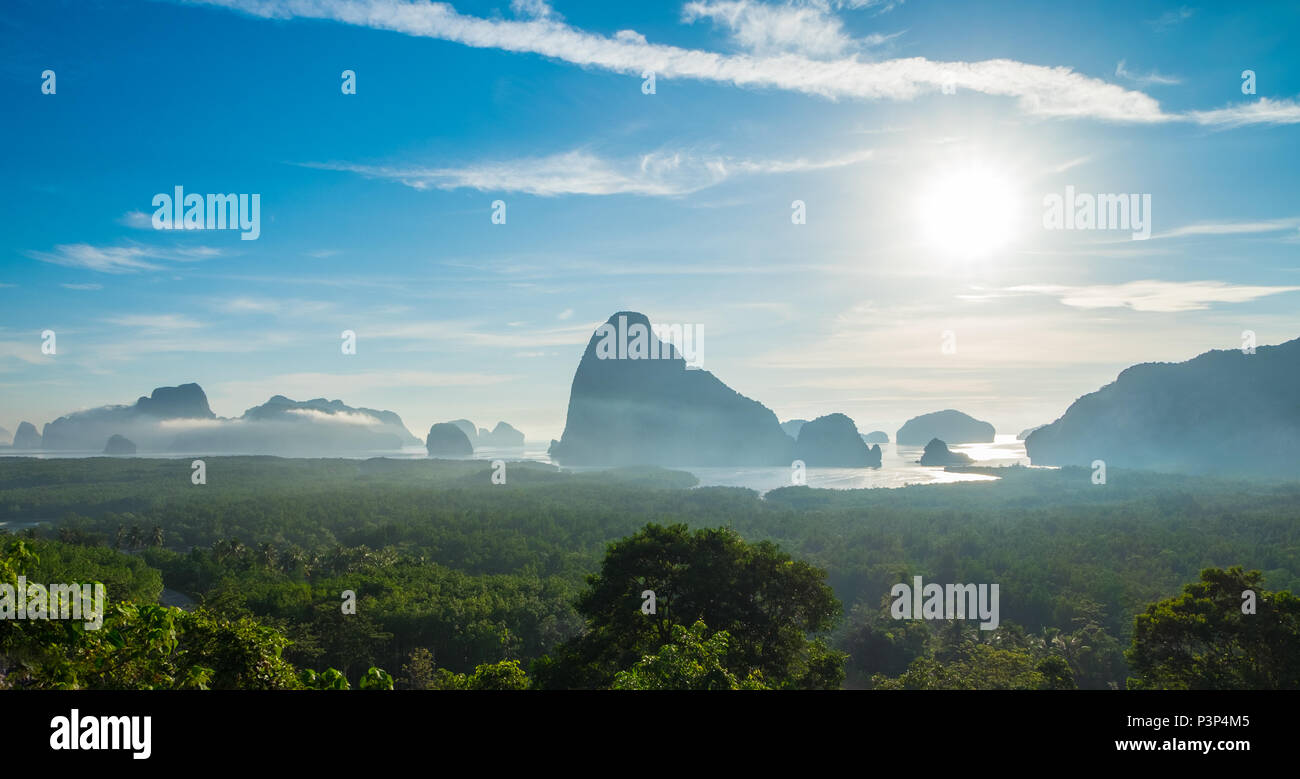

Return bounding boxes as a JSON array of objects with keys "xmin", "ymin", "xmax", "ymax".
[
  {"xmin": 27, "ymin": 244, "xmax": 222, "ymax": 274},
  {"xmin": 303, "ymin": 147, "xmax": 875, "ymax": 196},
  {"xmin": 1156, "ymin": 217, "xmax": 1300, "ymax": 240},
  {"xmin": 1006, "ymin": 280, "xmax": 1300, "ymax": 313}
]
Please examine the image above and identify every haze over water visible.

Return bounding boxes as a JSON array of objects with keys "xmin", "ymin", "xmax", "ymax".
[{"xmin": 0, "ymin": 436, "xmax": 1032, "ymax": 493}]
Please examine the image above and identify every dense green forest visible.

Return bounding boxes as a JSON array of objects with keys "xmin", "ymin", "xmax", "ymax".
[{"xmin": 1, "ymin": 456, "xmax": 1297, "ymax": 689}]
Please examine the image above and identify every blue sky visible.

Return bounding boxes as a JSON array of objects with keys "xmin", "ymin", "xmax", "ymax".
[{"xmin": 2, "ymin": 0, "xmax": 1299, "ymax": 442}]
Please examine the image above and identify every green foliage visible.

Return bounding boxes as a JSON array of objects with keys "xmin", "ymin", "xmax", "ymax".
[
  {"xmin": 359, "ymin": 666, "xmax": 395, "ymax": 690},
  {"xmin": 300, "ymin": 668, "xmax": 350, "ymax": 690},
  {"xmin": 537, "ymin": 523, "xmax": 844, "ymax": 689},
  {"xmin": 5, "ymin": 457, "xmax": 1300, "ymax": 690},
  {"xmin": 1127, "ymin": 567, "xmax": 1300, "ymax": 689},
  {"xmin": 429, "ymin": 659, "xmax": 531, "ymax": 690},
  {"xmin": 612, "ymin": 620, "xmax": 769, "ymax": 690}
]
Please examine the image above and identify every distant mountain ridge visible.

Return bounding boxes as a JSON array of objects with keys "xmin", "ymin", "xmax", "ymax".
[
  {"xmin": 1026, "ymin": 337, "xmax": 1300, "ymax": 476},
  {"xmin": 36, "ymin": 383, "xmax": 420, "ymax": 455}
]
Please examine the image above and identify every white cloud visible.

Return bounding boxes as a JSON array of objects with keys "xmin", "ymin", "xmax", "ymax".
[
  {"xmin": 304, "ymin": 146, "xmax": 874, "ymax": 196},
  {"xmin": 119, "ymin": 210, "xmax": 153, "ymax": 229},
  {"xmin": 283, "ymin": 407, "xmax": 387, "ymax": 425},
  {"xmin": 557, "ymin": 308, "xmax": 574, "ymax": 320},
  {"xmin": 683, "ymin": 0, "xmax": 859, "ymax": 58},
  {"xmin": 510, "ymin": 0, "xmax": 556, "ymax": 20},
  {"xmin": 195, "ymin": 0, "xmax": 1171, "ymax": 123},
  {"xmin": 1186, "ymin": 97, "xmax": 1300, "ymax": 128},
  {"xmin": 27, "ymin": 244, "xmax": 223, "ymax": 274},
  {"xmin": 1006, "ymin": 280, "xmax": 1300, "ymax": 313},
  {"xmin": 60, "ymin": 283, "xmax": 103, "ymax": 290},
  {"xmin": 185, "ymin": 1, "xmax": 1300, "ymax": 129}
]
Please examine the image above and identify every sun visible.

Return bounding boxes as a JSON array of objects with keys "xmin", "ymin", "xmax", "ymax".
[{"xmin": 916, "ymin": 164, "xmax": 1020, "ymax": 260}]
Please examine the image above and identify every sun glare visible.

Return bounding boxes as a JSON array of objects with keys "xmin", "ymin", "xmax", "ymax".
[{"xmin": 916, "ymin": 164, "xmax": 1020, "ymax": 260}]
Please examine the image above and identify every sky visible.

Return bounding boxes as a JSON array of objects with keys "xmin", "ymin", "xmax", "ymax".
[{"xmin": 2, "ymin": 0, "xmax": 1299, "ymax": 443}]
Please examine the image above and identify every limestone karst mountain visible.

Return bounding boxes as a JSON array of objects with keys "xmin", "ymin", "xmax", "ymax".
[
  {"xmin": 36, "ymin": 383, "xmax": 420, "ymax": 455},
  {"xmin": 1026, "ymin": 337, "xmax": 1300, "ymax": 476},
  {"xmin": 549, "ymin": 312, "xmax": 794, "ymax": 466},
  {"xmin": 103, "ymin": 434, "xmax": 137, "ymax": 455},
  {"xmin": 794, "ymin": 414, "xmax": 882, "ymax": 467},
  {"xmin": 897, "ymin": 409, "xmax": 995, "ymax": 446},
  {"xmin": 426, "ymin": 422, "xmax": 474, "ymax": 457},
  {"xmin": 479, "ymin": 421, "xmax": 525, "ymax": 448},
  {"xmin": 13, "ymin": 422, "xmax": 41, "ymax": 449},
  {"xmin": 42, "ymin": 383, "xmax": 214, "ymax": 449}
]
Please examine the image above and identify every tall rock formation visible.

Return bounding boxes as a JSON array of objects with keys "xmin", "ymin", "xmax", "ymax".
[{"xmin": 549, "ymin": 312, "xmax": 793, "ymax": 466}]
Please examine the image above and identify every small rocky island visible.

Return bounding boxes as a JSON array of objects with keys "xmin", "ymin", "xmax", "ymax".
[
  {"xmin": 918, "ymin": 438, "xmax": 974, "ymax": 466},
  {"xmin": 426, "ymin": 423, "xmax": 474, "ymax": 457},
  {"xmin": 103, "ymin": 434, "xmax": 137, "ymax": 455}
]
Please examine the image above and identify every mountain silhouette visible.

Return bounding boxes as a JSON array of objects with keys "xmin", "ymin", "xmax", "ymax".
[
  {"xmin": 896, "ymin": 409, "xmax": 995, "ymax": 446},
  {"xmin": 12, "ymin": 422, "xmax": 41, "ymax": 450},
  {"xmin": 549, "ymin": 312, "xmax": 794, "ymax": 466},
  {"xmin": 1026, "ymin": 337, "xmax": 1300, "ymax": 476},
  {"xmin": 38, "ymin": 383, "xmax": 419, "ymax": 454},
  {"xmin": 794, "ymin": 414, "xmax": 881, "ymax": 467},
  {"xmin": 426, "ymin": 422, "xmax": 474, "ymax": 457}
]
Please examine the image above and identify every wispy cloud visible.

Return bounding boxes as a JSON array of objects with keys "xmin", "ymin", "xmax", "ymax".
[
  {"xmin": 216, "ymin": 370, "xmax": 518, "ymax": 403},
  {"xmin": 1006, "ymin": 280, "xmax": 1300, "ymax": 312},
  {"xmin": 1115, "ymin": 59, "xmax": 1180, "ymax": 86},
  {"xmin": 1186, "ymin": 97, "xmax": 1300, "ymax": 128},
  {"xmin": 60, "ymin": 283, "xmax": 103, "ymax": 290},
  {"xmin": 1149, "ymin": 6, "xmax": 1194, "ymax": 31},
  {"xmin": 214, "ymin": 296, "xmax": 335, "ymax": 317},
  {"xmin": 1156, "ymin": 217, "xmax": 1300, "ymax": 239},
  {"xmin": 104, "ymin": 314, "xmax": 204, "ymax": 330},
  {"xmin": 27, "ymin": 243, "xmax": 222, "ymax": 274},
  {"xmin": 1043, "ymin": 155, "xmax": 1092, "ymax": 175},
  {"xmin": 119, "ymin": 210, "xmax": 153, "ymax": 229},
  {"xmin": 303, "ymin": 147, "xmax": 875, "ymax": 196}
]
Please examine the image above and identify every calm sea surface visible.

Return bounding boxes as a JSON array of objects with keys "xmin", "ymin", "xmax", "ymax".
[{"xmin": 1, "ymin": 436, "xmax": 1036, "ymax": 493}]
